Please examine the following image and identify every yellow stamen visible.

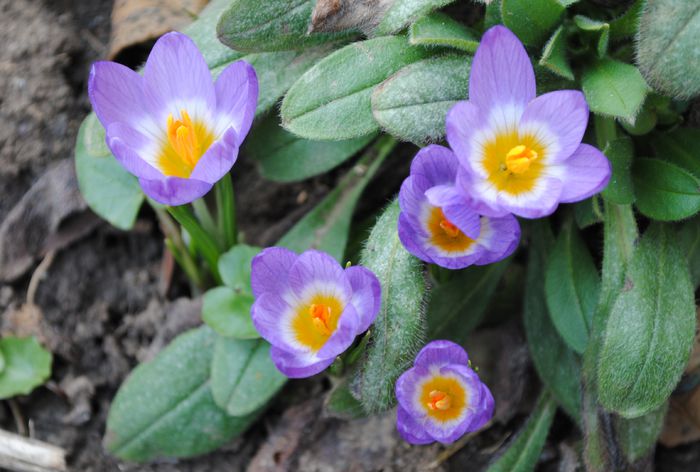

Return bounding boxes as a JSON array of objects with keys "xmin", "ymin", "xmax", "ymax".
[
  {"xmin": 427, "ymin": 390, "xmax": 452, "ymax": 411},
  {"xmin": 439, "ymin": 218, "xmax": 461, "ymax": 238},
  {"xmin": 309, "ymin": 303, "xmax": 332, "ymax": 335},
  {"xmin": 505, "ymin": 144, "xmax": 538, "ymax": 174},
  {"xmin": 166, "ymin": 110, "xmax": 202, "ymax": 169}
]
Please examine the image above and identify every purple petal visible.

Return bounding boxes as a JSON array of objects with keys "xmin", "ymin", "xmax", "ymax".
[
  {"xmin": 270, "ymin": 346, "xmax": 334, "ymax": 378},
  {"xmin": 394, "ymin": 366, "xmax": 426, "ymax": 418},
  {"xmin": 398, "ymin": 213, "xmax": 433, "ymax": 264},
  {"xmin": 287, "ymin": 250, "xmax": 351, "ymax": 299},
  {"xmin": 446, "ymin": 100, "xmax": 487, "ymax": 172},
  {"xmin": 495, "ymin": 176, "xmax": 564, "ymax": 219},
  {"xmin": 139, "ymin": 175, "xmax": 212, "ymax": 206},
  {"xmin": 143, "ymin": 32, "xmax": 215, "ymax": 118},
  {"xmin": 316, "ymin": 303, "xmax": 360, "ymax": 359},
  {"xmin": 466, "ymin": 382, "xmax": 495, "ymax": 433},
  {"xmin": 106, "ymin": 125, "xmax": 162, "ymax": 180},
  {"xmin": 88, "ymin": 61, "xmax": 147, "ymax": 129},
  {"xmin": 557, "ymin": 144, "xmax": 611, "ymax": 203},
  {"xmin": 519, "ymin": 90, "xmax": 589, "ymax": 164},
  {"xmin": 474, "ymin": 214, "xmax": 521, "ymax": 265},
  {"xmin": 189, "ymin": 127, "xmax": 239, "ymax": 184},
  {"xmin": 399, "ymin": 177, "xmax": 426, "ymax": 222},
  {"xmin": 214, "ymin": 60, "xmax": 258, "ymax": 145},
  {"xmin": 415, "ymin": 340, "xmax": 469, "ymax": 369},
  {"xmin": 397, "ymin": 405, "xmax": 434, "ymax": 445},
  {"xmin": 410, "ymin": 145, "xmax": 459, "ymax": 193},
  {"xmin": 443, "ymin": 201, "xmax": 482, "ymax": 240},
  {"xmin": 251, "ymin": 292, "xmax": 302, "ymax": 353},
  {"xmin": 344, "ymin": 266, "xmax": 381, "ymax": 333},
  {"xmin": 455, "ymin": 167, "xmax": 512, "ymax": 218},
  {"xmin": 251, "ymin": 247, "xmax": 298, "ymax": 298},
  {"xmin": 469, "ymin": 26, "xmax": 535, "ymax": 113}
]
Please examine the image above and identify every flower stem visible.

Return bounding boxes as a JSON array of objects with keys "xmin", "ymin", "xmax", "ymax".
[
  {"xmin": 192, "ymin": 198, "xmax": 221, "ymax": 247},
  {"xmin": 168, "ymin": 204, "xmax": 222, "ymax": 285},
  {"xmin": 154, "ymin": 207, "xmax": 204, "ymax": 290},
  {"xmin": 215, "ymin": 173, "xmax": 237, "ymax": 250}
]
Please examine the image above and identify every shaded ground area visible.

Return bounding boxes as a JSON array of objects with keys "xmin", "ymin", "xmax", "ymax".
[{"xmin": 1, "ymin": 1, "xmax": 700, "ymax": 471}]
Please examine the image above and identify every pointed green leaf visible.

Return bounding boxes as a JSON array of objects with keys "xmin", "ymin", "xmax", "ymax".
[
  {"xmin": 633, "ymin": 158, "xmax": 700, "ymax": 221},
  {"xmin": 210, "ymin": 337, "xmax": 286, "ymax": 416},
  {"xmin": 0, "ymin": 337, "xmax": 52, "ymax": 399},
  {"xmin": 573, "ymin": 15, "xmax": 609, "ymax": 57},
  {"xmin": 582, "ymin": 59, "xmax": 649, "ymax": 122},
  {"xmin": 105, "ymin": 327, "xmax": 257, "ymax": 462},
  {"xmin": 409, "ymin": 12, "xmax": 479, "ymax": 52},
  {"xmin": 539, "ymin": 25, "xmax": 574, "ymax": 81},
  {"xmin": 609, "ymin": 0, "xmax": 644, "ymax": 40},
  {"xmin": 501, "ymin": 0, "xmax": 565, "ymax": 46},
  {"xmin": 376, "ymin": 0, "xmax": 457, "ymax": 36},
  {"xmin": 372, "ymin": 55, "xmax": 470, "ymax": 144},
  {"xmin": 202, "ymin": 287, "xmax": 258, "ymax": 339},
  {"xmin": 281, "ymin": 36, "xmax": 430, "ymax": 140},
  {"xmin": 598, "ymin": 224, "xmax": 696, "ymax": 418},
  {"xmin": 355, "ymin": 200, "xmax": 427, "ymax": 413},
  {"xmin": 601, "ymin": 136, "xmax": 635, "ymax": 204},
  {"xmin": 651, "ymin": 128, "xmax": 700, "ymax": 179}
]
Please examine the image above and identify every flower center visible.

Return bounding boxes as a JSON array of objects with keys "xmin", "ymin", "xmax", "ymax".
[
  {"xmin": 427, "ymin": 207, "xmax": 476, "ymax": 254},
  {"xmin": 427, "ymin": 390, "xmax": 452, "ymax": 411},
  {"xmin": 309, "ymin": 303, "xmax": 332, "ymax": 335},
  {"xmin": 158, "ymin": 109, "xmax": 215, "ymax": 178},
  {"xmin": 505, "ymin": 144, "xmax": 538, "ymax": 174},
  {"xmin": 292, "ymin": 294, "xmax": 344, "ymax": 352},
  {"xmin": 439, "ymin": 218, "xmax": 461, "ymax": 238}
]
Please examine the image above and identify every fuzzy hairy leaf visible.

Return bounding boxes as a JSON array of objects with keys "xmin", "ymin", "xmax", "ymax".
[
  {"xmin": 539, "ymin": 25, "xmax": 574, "ymax": 81},
  {"xmin": 652, "ymin": 128, "xmax": 700, "ymax": 179},
  {"xmin": 597, "ymin": 224, "xmax": 696, "ymax": 418},
  {"xmin": 637, "ymin": 0, "xmax": 700, "ymax": 99},
  {"xmin": 678, "ymin": 216, "xmax": 700, "ymax": 289},
  {"xmin": 376, "ymin": 0, "xmax": 457, "ymax": 36},
  {"xmin": 633, "ymin": 158, "xmax": 700, "ymax": 222},
  {"xmin": 355, "ymin": 200, "xmax": 426, "ymax": 413},
  {"xmin": 501, "ymin": 0, "xmax": 564, "ymax": 46},
  {"xmin": 615, "ymin": 402, "xmax": 668, "ymax": 463},
  {"xmin": 281, "ymin": 36, "xmax": 430, "ymax": 140},
  {"xmin": 105, "ymin": 327, "xmax": 257, "ymax": 462},
  {"xmin": 372, "ymin": 55, "xmax": 470, "ymax": 144},
  {"xmin": 409, "ymin": 12, "xmax": 479, "ymax": 52},
  {"xmin": 601, "ymin": 136, "xmax": 634, "ymax": 205},
  {"xmin": 582, "ymin": 59, "xmax": 649, "ymax": 123}
]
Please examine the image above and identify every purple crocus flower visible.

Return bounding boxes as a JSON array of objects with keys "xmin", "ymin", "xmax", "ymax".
[
  {"xmin": 398, "ymin": 144, "xmax": 520, "ymax": 269},
  {"xmin": 88, "ymin": 32, "xmax": 258, "ymax": 206},
  {"xmin": 395, "ymin": 340, "xmax": 494, "ymax": 445},
  {"xmin": 250, "ymin": 248, "xmax": 381, "ymax": 378},
  {"xmin": 444, "ymin": 25, "xmax": 611, "ymax": 219}
]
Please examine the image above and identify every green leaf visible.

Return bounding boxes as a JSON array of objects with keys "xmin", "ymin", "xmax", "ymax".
[
  {"xmin": 278, "ymin": 136, "xmax": 395, "ymax": 261},
  {"xmin": 218, "ymin": 244, "xmax": 260, "ymax": 292},
  {"xmin": 487, "ymin": 392, "xmax": 557, "ymax": 472},
  {"xmin": 574, "ymin": 197, "xmax": 603, "ymax": 229},
  {"xmin": 615, "ymin": 402, "xmax": 668, "ymax": 463},
  {"xmin": 372, "ymin": 55, "xmax": 470, "ymax": 144},
  {"xmin": 637, "ymin": 0, "xmax": 700, "ymax": 99},
  {"xmin": 105, "ymin": 327, "xmax": 257, "ymax": 461},
  {"xmin": 325, "ymin": 380, "xmax": 367, "ymax": 420},
  {"xmin": 633, "ymin": 158, "xmax": 700, "ymax": 222},
  {"xmin": 355, "ymin": 200, "xmax": 427, "ymax": 413},
  {"xmin": 545, "ymin": 222, "xmax": 600, "ymax": 354},
  {"xmin": 524, "ymin": 222, "xmax": 582, "ymax": 423},
  {"xmin": 678, "ymin": 216, "xmax": 700, "ymax": 289},
  {"xmin": 652, "ymin": 128, "xmax": 700, "ymax": 179},
  {"xmin": 184, "ymin": 0, "xmax": 244, "ymax": 69},
  {"xmin": 601, "ymin": 136, "xmax": 635, "ymax": 205},
  {"xmin": 619, "ymin": 103, "xmax": 657, "ymax": 136},
  {"xmin": 75, "ymin": 115, "xmax": 145, "ymax": 231},
  {"xmin": 210, "ymin": 337, "xmax": 286, "ymax": 416},
  {"xmin": 581, "ymin": 59, "xmax": 649, "ymax": 123},
  {"xmin": 573, "ymin": 15, "xmax": 610, "ymax": 58},
  {"xmin": 427, "ymin": 260, "xmax": 509, "ymax": 344},
  {"xmin": 597, "ymin": 224, "xmax": 696, "ymax": 418},
  {"xmin": 539, "ymin": 25, "xmax": 574, "ymax": 81},
  {"xmin": 281, "ymin": 36, "xmax": 430, "ymax": 140},
  {"xmin": 0, "ymin": 337, "xmax": 52, "ymax": 399},
  {"xmin": 246, "ymin": 116, "xmax": 375, "ymax": 182},
  {"xmin": 501, "ymin": 0, "xmax": 565, "ymax": 47},
  {"xmin": 216, "ymin": 0, "xmax": 350, "ymax": 53},
  {"xmin": 202, "ymin": 287, "xmax": 258, "ymax": 339},
  {"xmin": 408, "ymin": 12, "xmax": 479, "ymax": 52},
  {"xmin": 609, "ymin": 0, "xmax": 644, "ymax": 40},
  {"xmin": 376, "ymin": 0, "xmax": 457, "ymax": 36}
]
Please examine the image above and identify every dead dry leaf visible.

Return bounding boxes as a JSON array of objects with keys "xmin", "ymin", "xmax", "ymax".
[
  {"xmin": 108, "ymin": 0, "xmax": 209, "ymax": 60},
  {"xmin": 310, "ymin": 0, "xmax": 395, "ymax": 34}
]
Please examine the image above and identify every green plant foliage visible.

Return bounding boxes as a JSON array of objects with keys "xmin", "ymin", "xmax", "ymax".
[
  {"xmin": 574, "ymin": 197, "xmax": 602, "ymax": 229},
  {"xmin": 597, "ymin": 224, "xmax": 696, "ymax": 418},
  {"xmin": 615, "ymin": 402, "xmax": 668, "ymax": 463},
  {"xmin": 427, "ymin": 260, "xmax": 509, "ymax": 344},
  {"xmin": 218, "ymin": 245, "xmax": 260, "ymax": 291},
  {"xmin": 620, "ymin": 104, "xmax": 657, "ymax": 136},
  {"xmin": 582, "ymin": 59, "xmax": 649, "ymax": 123},
  {"xmin": 573, "ymin": 15, "xmax": 610, "ymax": 58},
  {"xmin": 609, "ymin": 0, "xmax": 644, "ymax": 40},
  {"xmin": 376, "ymin": 0, "xmax": 457, "ymax": 36},
  {"xmin": 545, "ymin": 222, "xmax": 600, "ymax": 354},
  {"xmin": 246, "ymin": 116, "xmax": 375, "ymax": 182},
  {"xmin": 210, "ymin": 337, "xmax": 286, "ymax": 416},
  {"xmin": 636, "ymin": 0, "xmax": 700, "ymax": 99},
  {"xmin": 601, "ymin": 136, "xmax": 635, "ymax": 205},
  {"xmin": 281, "ymin": 36, "xmax": 430, "ymax": 140},
  {"xmin": 185, "ymin": 0, "xmax": 243, "ymax": 69},
  {"xmin": 652, "ymin": 128, "xmax": 700, "ymax": 178},
  {"xmin": 75, "ymin": 115, "xmax": 145, "ymax": 231},
  {"xmin": 409, "ymin": 12, "xmax": 479, "ymax": 52},
  {"xmin": 325, "ymin": 380, "xmax": 367, "ymax": 420},
  {"xmin": 678, "ymin": 217, "xmax": 700, "ymax": 289},
  {"xmin": 278, "ymin": 136, "xmax": 394, "ymax": 262},
  {"xmin": 355, "ymin": 201, "xmax": 426, "ymax": 413},
  {"xmin": 633, "ymin": 158, "xmax": 700, "ymax": 221},
  {"xmin": 501, "ymin": 0, "xmax": 565, "ymax": 46},
  {"xmin": 202, "ymin": 287, "xmax": 258, "ymax": 339},
  {"xmin": 105, "ymin": 327, "xmax": 257, "ymax": 462},
  {"xmin": 0, "ymin": 337, "xmax": 52, "ymax": 399},
  {"xmin": 524, "ymin": 222, "xmax": 581, "ymax": 422},
  {"xmin": 372, "ymin": 55, "xmax": 470, "ymax": 144},
  {"xmin": 217, "ymin": 0, "xmax": 350, "ymax": 52},
  {"xmin": 539, "ymin": 25, "xmax": 574, "ymax": 81},
  {"xmin": 486, "ymin": 392, "xmax": 557, "ymax": 472}
]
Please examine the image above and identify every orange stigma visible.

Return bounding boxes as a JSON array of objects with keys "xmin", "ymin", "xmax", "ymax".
[
  {"xmin": 167, "ymin": 110, "xmax": 202, "ymax": 169},
  {"xmin": 439, "ymin": 217, "xmax": 461, "ymax": 238},
  {"xmin": 505, "ymin": 144, "xmax": 538, "ymax": 174},
  {"xmin": 427, "ymin": 390, "xmax": 452, "ymax": 411},
  {"xmin": 309, "ymin": 303, "xmax": 332, "ymax": 335}
]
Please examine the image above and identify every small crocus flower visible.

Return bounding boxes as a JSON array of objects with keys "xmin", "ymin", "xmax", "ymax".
[
  {"xmin": 445, "ymin": 25, "xmax": 611, "ymax": 219},
  {"xmin": 395, "ymin": 340, "xmax": 494, "ymax": 445},
  {"xmin": 250, "ymin": 248, "xmax": 381, "ymax": 378},
  {"xmin": 398, "ymin": 144, "xmax": 520, "ymax": 269},
  {"xmin": 88, "ymin": 32, "xmax": 258, "ymax": 206}
]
